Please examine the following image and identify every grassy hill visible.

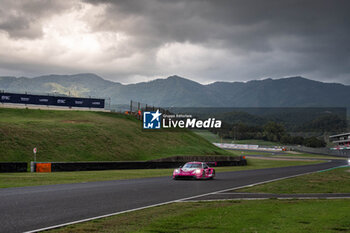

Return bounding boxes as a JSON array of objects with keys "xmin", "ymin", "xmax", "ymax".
[{"xmin": 0, "ymin": 108, "xmax": 229, "ymax": 162}]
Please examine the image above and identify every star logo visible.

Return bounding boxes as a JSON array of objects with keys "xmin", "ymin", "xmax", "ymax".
[
  {"xmin": 143, "ymin": 110, "xmax": 162, "ymax": 129},
  {"xmin": 150, "ymin": 110, "xmax": 162, "ymax": 122}
]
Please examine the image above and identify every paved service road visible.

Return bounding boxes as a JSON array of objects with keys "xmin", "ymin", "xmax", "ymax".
[{"xmin": 0, "ymin": 160, "xmax": 346, "ymax": 233}]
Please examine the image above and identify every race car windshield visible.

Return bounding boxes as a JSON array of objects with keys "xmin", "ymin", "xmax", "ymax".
[{"xmin": 183, "ymin": 163, "xmax": 201, "ymax": 168}]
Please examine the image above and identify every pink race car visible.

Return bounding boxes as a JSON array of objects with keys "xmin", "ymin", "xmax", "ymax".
[{"xmin": 173, "ymin": 162, "xmax": 215, "ymax": 180}]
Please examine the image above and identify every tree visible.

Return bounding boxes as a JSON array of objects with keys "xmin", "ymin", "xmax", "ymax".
[
  {"xmin": 303, "ymin": 137, "xmax": 326, "ymax": 148},
  {"xmin": 263, "ymin": 122, "xmax": 286, "ymax": 142},
  {"xmin": 291, "ymin": 136, "xmax": 304, "ymax": 145},
  {"xmin": 280, "ymin": 134, "xmax": 292, "ymax": 144}
]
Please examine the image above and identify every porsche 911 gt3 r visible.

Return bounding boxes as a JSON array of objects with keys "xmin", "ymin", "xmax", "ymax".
[{"xmin": 173, "ymin": 162, "xmax": 215, "ymax": 180}]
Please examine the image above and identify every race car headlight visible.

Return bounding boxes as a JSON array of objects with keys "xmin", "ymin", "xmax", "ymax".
[
  {"xmin": 175, "ymin": 169, "xmax": 179, "ymax": 173},
  {"xmin": 195, "ymin": 169, "xmax": 201, "ymax": 174}
]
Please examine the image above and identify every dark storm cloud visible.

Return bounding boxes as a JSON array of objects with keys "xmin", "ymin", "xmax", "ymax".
[
  {"xmin": 81, "ymin": 0, "xmax": 350, "ymax": 83},
  {"xmin": 0, "ymin": 0, "xmax": 75, "ymax": 38},
  {"xmin": 85, "ymin": 0, "xmax": 349, "ymax": 48},
  {"xmin": 0, "ymin": 0, "xmax": 349, "ymax": 84}
]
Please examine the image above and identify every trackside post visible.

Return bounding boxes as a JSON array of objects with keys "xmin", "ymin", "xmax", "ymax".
[{"xmin": 31, "ymin": 147, "xmax": 37, "ymax": 172}]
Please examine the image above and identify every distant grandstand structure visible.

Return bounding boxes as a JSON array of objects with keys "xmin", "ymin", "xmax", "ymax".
[
  {"xmin": 329, "ymin": 133, "xmax": 350, "ymax": 157},
  {"xmin": 329, "ymin": 133, "xmax": 350, "ymax": 149}
]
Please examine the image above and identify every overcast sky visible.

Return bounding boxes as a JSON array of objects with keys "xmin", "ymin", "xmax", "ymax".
[{"xmin": 0, "ymin": 0, "xmax": 349, "ymax": 84}]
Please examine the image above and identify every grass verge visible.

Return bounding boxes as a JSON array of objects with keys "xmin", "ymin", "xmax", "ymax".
[
  {"xmin": 48, "ymin": 199, "xmax": 350, "ymax": 233},
  {"xmin": 270, "ymin": 152, "xmax": 346, "ymax": 160},
  {"xmin": 228, "ymin": 150, "xmax": 345, "ymax": 160},
  {"xmin": 237, "ymin": 166, "xmax": 350, "ymax": 194},
  {"xmin": 0, "ymin": 159, "xmax": 323, "ymax": 188}
]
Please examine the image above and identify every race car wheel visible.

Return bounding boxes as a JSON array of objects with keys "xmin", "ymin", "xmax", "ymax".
[{"xmin": 210, "ymin": 170, "xmax": 215, "ymax": 179}]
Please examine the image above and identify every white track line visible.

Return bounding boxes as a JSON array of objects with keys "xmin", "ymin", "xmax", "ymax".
[{"xmin": 24, "ymin": 164, "xmax": 346, "ymax": 233}]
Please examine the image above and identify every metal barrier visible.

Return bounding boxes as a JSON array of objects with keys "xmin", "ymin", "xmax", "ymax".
[
  {"xmin": 0, "ymin": 162, "xmax": 27, "ymax": 172},
  {"xmin": 31, "ymin": 159, "xmax": 247, "ymax": 172}
]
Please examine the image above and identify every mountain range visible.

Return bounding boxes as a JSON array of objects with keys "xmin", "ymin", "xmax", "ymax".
[{"xmin": 0, "ymin": 73, "xmax": 349, "ymax": 109}]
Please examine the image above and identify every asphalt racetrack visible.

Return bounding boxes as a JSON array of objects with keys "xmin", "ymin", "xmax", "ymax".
[{"xmin": 0, "ymin": 159, "xmax": 346, "ymax": 233}]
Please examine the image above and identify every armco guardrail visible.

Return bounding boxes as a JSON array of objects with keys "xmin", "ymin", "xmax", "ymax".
[
  {"xmin": 32, "ymin": 160, "xmax": 247, "ymax": 172},
  {"xmin": 0, "ymin": 162, "xmax": 27, "ymax": 172},
  {"xmin": 51, "ymin": 161, "xmax": 183, "ymax": 171}
]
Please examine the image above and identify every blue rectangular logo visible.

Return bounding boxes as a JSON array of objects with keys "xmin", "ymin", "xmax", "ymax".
[{"xmin": 143, "ymin": 110, "xmax": 162, "ymax": 129}]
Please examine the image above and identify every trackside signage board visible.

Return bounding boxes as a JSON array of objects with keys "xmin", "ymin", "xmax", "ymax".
[{"xmin": 0, "ymin": 92, "xmax": 105, "ymax": 108}]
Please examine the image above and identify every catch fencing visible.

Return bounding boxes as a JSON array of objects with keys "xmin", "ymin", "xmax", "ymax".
[{"xmin": 126, "ymin": 100, "xmax": 171, "ymax": 119}]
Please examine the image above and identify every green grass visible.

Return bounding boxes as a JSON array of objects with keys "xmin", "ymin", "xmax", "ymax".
[
  {"xmin": 232, "ymin": 150, "xmax": 279, "ymax": 156},
  {"xmin": 0, "ymin": 108, "xmax": 230, "ymax": 163},
  {"xmin": 50, "ymin": 199, "xmax": 350, "ymax": 233},
  {"xmin": 193, "ymin": 130, "xmax": 283, "ymax": 146},
  {"xmin": 224, "ymin": 149, "xmax": 344, "ymax": 162},
  {"xmin": 0, "ymin": 158, "xmax": 323, "ymax": 188},
  {"xmin": 192, "ymin": 130, "xmax": 227, "ymax": 143},
  {"xmin": 233, "ymin": 139, "xmax": 283, "ymax": 146},
  {"xmin": 270, "ymin": 153, "xmax": 346, "ymax": 160},
  {"xmin": 237, "ymin": 166, "xmax": 350, "ymax": 194},
  {"xmin": 233, "ymin": 150, "xmax": 345, "ymax": 160}
]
